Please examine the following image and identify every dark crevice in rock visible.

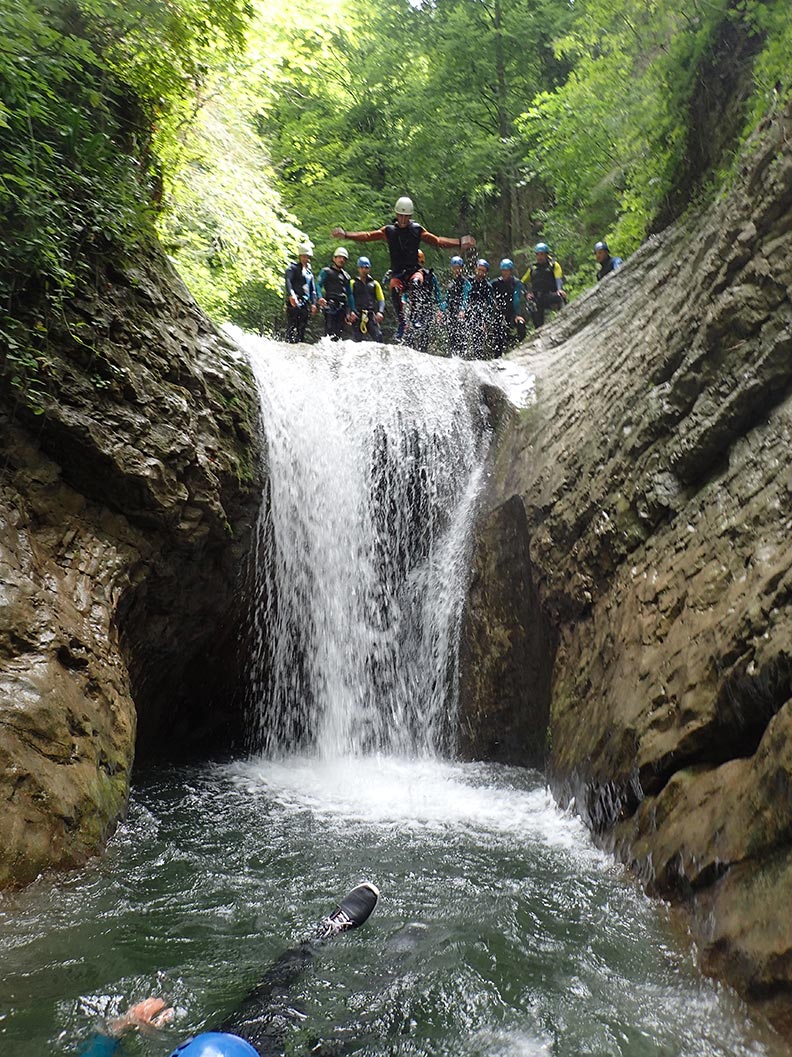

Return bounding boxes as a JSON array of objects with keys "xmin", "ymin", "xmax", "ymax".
[
  {"xmin": 573, "ymin": 650, "xmax": 792, "ymax": 842},
  {"xmin": 458, "ymin": 493, "xmax": 556, "ymax": 767},
  {"xmin": 670, "ymin": 328, "xmax": 792, "ymax": 488},
  {"xmin": 653, "ymin": 8, "xmax": 766, "ymax": 231}
]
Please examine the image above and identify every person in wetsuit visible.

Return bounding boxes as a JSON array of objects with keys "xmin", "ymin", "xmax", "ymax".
[
  {"xmin": 441, "ymin": 255, "xmax": 467, "ymax": 357},
  {"xmin": 317, "ymin": 248, "xmax": 355, "ymax": 340},
  {"xmin": 460, "ymin": 258, "xmax": 494, "ymax": 359},
  {"xmin": 331, "ymin": 197, "xmax": 475, "ymax": 340},
  {"xmin": 402, "ymin": 248, "xmax": 443, "ymax": 352},
  {"xmin": 350, "ymin": 256, "xmax": 385, "ymax": 341},
  {"xmin": 594, "ymin": 240, "xmax": 623, "ymax": 281},
  {"xmin": 490, "ymin": 258, "xmax": 526, "ymax": 358},
  {"xmin": 79, "ymin": 882, "xmax": 380, "ymax": 1057},
  {"xmin": 522, "ymin": 242, "xmax": 566, "ymax": 329},
  {"xmin": 284, "ymin": 241, "xmax": 318, "ymax": 343}
]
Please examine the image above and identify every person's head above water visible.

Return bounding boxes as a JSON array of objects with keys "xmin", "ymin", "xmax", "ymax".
[{"xmin": 169, "ymin": 1032, "xmax": 260, "ymax": 1057}]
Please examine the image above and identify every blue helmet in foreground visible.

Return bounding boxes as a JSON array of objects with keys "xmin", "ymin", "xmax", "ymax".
[
  {"xmin": 594, "ymin": 241, "xmax": 609, "ymax": 252},
  {"xmin": 499, "ymin": 258, "xmax": 515, "ymax": 271},
  {"xmin": 450, "ymin": 255, "xmax": 464, "ymax": 267},
  {"xmin": 476, "ymin": 258, "xmax": 490, "ymax": 271},
  {"xmin": 169, "ymin": 1033, "xmax": 260, "ymax": 1057},
  {"xmin": 534, "ymin": 242, "xmax": 550, "ymax": 254},
  {"xmin": 357, "ymin": 255, "xmax": 371, "ymax": 268}
]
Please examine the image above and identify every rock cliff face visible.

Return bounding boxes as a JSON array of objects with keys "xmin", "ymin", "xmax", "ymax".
[
  {"xmin": 459, "ymin": 101, "xmax": 792, "ymax": 1016},
  {"xmin": 0, "ymin": 249, "xmax": 262, "ymax": 886}
]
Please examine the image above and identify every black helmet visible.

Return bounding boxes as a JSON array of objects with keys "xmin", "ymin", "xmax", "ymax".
[{"xmin": 594, "ymin": 241, "xmax": 609, "ymax": 252}]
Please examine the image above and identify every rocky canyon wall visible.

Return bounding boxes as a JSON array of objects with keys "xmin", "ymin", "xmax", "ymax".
[
  {"xmin": 460, "ymin": 99, "xmax": 792, "ymax": 1018},
  {"xmin": 0, "ymin": 250, "xmax": 263, "ymax": 886}
]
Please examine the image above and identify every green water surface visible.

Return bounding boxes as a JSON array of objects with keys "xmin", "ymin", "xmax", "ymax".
[{"xmin": 0, "ymin": 756, "xmax": 783, "ymax": 1057}]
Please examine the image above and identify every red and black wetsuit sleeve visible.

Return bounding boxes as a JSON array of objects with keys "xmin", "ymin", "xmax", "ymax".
[
  {"xmin": 343, "ymin": 227, "xmax": 389, "ymax": 243},
  {"xmin": 421, "ymin": 231, "xmax": 463, "ymax": 250}
]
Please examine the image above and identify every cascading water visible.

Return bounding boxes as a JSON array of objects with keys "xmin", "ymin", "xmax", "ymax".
[{"xmin": 232, "ymin": 330, "xmax": 493, "ymax": 759}]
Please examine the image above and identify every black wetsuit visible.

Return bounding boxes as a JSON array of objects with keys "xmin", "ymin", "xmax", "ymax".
[
  {"xmin": 444, "ymin": 274, "xmax": 466, "ymax": 357},
  {"xmin": 384, "ymin": 220, "xmax": 424, "ymax": 324},
  {"xmin": 219, "ymin": 936, "xmax": 323, "ymax": 1055},
  {"xmin": 490, "ymin": 275, "xmax": 526, "ymax": 357},
  {"xmin": 463, "ymin": 277, "xmax": 493, "ymax": 359},
  {"xmin": 384, "ymin": 220, "xmax": 423, "ymax": 278},
  {"xmin": 525, "ymin": 261, "xmax": 564, "ymax": 328},
  {"xmin": 351, "ymin": 275, "xmax": 384, "ymax": 341},
  {"xmin": 318, "ymin": 265, "xmax": 352, "ymax": 340},
  {"xmin": 596, "ymin": 255, "xmax": 623, "ymax": 280}
]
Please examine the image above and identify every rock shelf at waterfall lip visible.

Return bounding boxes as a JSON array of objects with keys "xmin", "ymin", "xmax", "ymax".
[
  {"xmin": 222, "ymin": 322, "xmax": 536, "ymax": 410},
  {"xmin": 220, "ymin": 754, "xmax": 600, "ymax": 857},
  {"xmin": 473, "ymin": 358, "xmax": 537, "ymax": 409}
]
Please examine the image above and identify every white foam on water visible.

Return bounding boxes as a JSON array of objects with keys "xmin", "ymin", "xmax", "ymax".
[{"xmin": 223, "ymin": 753, "xmax": 595, "ymax": 857}]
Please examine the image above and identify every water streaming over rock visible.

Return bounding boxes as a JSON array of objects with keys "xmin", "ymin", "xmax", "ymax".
[{"xmin": 232, "ymin": 332, "xmax": 495, "ymax": 759}]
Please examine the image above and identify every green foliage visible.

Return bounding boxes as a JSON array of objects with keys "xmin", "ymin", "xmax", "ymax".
[
  {"xmin": 0, "ymin": 1, "xmax": 147, "ymax": 302},
  {"xmin": 516, "ymin": 0, "xmax": 792, "ymax": 289},
  {"xmin": 517, "ymin": 0, "xmax": 728, "ymax": 284},
  {"xmin": 0, "ymin": 0, "xmax": 251, "ymax": 405},
  {"xmin": 157, "ymin": 83, "xmax": 303, "ymax": 328},
  {"xmin": 740, "ymin": 0, "xmax": 792, "ymax": 122}
]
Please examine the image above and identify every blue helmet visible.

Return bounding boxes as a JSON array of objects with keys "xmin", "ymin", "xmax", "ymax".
[
  {"xmin": 476, "ymin": 258, "xmax": 490, "ymax": 271},
  {"xmin": 357, "ymin": 255, "xmax": 371, "ymax": 268},
  {"xmin": 594, "ymin": 241, "xmax": 609, "ymax": 252},
  {"xmin": 534, "ymin": 242, "xmax": 550, "ymax": 254},
  {"xmin": 450, "ymin": 255, "xmax": 464, "ymax": 267},
  {"xmin": 169, "ymin": 1033, "xmax": 260, "ymax": 1057},
  {"xmin": 499, "ymin": 258, "xmax": 515, "ymax": 271}
]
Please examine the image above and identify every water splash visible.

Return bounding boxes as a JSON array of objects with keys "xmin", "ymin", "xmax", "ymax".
[{"xmin": 230, "ymin": 333, "xmax": 497, "ymax": 759}]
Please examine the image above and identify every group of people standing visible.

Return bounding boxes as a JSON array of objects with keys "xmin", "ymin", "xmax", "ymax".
[
  {"xmin": 284, "ymin": 196, "xmax": 622, "ymax": 356},
  {"xmin": 285, "ymin": 245, "xmax": 386, "ymax": 344}
]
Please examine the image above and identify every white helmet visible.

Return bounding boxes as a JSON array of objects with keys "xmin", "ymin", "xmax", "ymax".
[
  {"xmin": 333, "ymin": 246, "xmax": 349, "ymax": 259},
  {"xmin": 297, "ymin": 241, "xmax": 313, "ymax": 256},
  {"xmin": 395, "ymin": 196, "xmax": 414, "ymax": 215}
]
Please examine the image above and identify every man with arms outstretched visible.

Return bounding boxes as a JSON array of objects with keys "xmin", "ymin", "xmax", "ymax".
[{"xmin": 332, "ymin": 197, "xmax": 475, "ymax": 339}]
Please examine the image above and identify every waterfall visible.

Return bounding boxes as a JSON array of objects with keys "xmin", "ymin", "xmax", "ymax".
[{"xmin": 230, "ymin": 333, "xmax": 497, "ymax": 760}]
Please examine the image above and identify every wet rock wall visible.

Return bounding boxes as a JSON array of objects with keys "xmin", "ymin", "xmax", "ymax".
[
  {"xmin": 0, "ymin": 250, "xmax": 262, "ymax": 886},
  {"xmin": 459, "ymin": 100, "xmax": 792, "ymax": 1013}
]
